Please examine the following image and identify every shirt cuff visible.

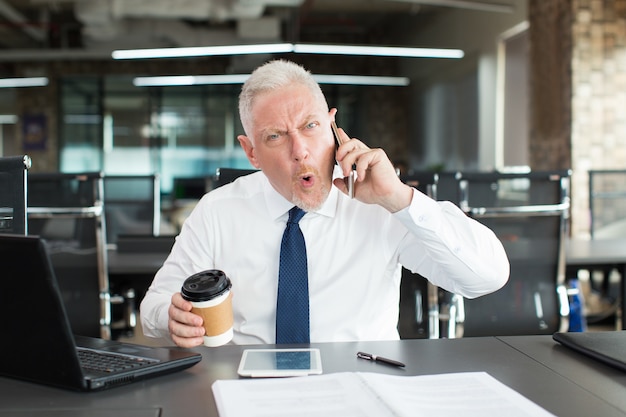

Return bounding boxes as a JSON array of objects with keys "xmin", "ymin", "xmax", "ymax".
[{"xmin": 393, "ymin": 188, "xmax": 444, "ymax": 233}]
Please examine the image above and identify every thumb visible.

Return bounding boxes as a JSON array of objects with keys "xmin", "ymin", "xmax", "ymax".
[{"xmin": 333, "ymin": 177, "xmax": 349, "ymax": 195}]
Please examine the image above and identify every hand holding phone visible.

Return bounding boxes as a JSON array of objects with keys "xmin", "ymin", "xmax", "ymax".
[{"xmin": 332, "ymin": 121, "xmax": 356, "ymax": 198}]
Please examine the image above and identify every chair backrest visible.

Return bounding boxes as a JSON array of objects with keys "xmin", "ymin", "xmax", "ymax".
[
  {"xmin": 103, "ymin": 174, "xmax": 160, "ymax": 246},
  {"xmin": 588, "ymin": 170, "xmax": 626, "ymax": 239},
  {"xmin": 214, "ymin": 168, "xmax": 258, "ymax": 189},
  {"xmin": 171, "ymin": 176, "xmax": 210, "ymax": 202},
  {"xmin": 400, "ymin": 171, "xmax": 439, "ymax": 199},
  {"xmin": 433, "ymin": 171, "xmax": 462, "ymax": 204},
  {"xmin": 0, "ymin": 155, "xmax": 31, "ymax": 235},
  {"xmin": 397, "ymin": 172, "xmax": 440, "ymax": 339},
  {"xmin": 456, "ymin": 170, "xmax": 571, "ymax": 337},
  {"xmin": 27, "ymin": 172, "xmax": 110, "ymax": 339}
]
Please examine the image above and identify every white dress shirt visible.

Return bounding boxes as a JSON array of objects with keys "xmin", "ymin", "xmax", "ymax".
[{"xmin": 140, "ymin": 169, "xmax": 509, "ymax": 344}]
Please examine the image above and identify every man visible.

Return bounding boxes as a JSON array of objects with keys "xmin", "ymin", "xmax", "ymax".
[{"xmin": 140, "ymin": 59, "xmax": 509, "ymax": 347}]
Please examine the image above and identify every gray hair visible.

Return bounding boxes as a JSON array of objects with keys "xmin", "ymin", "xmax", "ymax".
[{"xmin": 238, "ymin": 60, "xmax": 329, "ymax": 137}]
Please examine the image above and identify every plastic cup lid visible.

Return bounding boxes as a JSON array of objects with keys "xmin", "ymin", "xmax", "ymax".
[{"xmin": 181, "ymin": 269, "xmax": 231, "ymax": 302}]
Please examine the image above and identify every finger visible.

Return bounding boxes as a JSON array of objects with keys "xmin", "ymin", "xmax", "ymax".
[
  {"xmin": 168, "ymin": 309, "xmax": 206, "ymax": 347},
  {"xmin": 172, "ymin": 333, "xmax": 205, "ymax": 348},
  {"xmin": 169, "ymin": 300, "xmax": 203, "ymax": 327},
  {"xmin": 172, "ymin": 292, "xmax": 192, "ymax": 311},
  {"xmin": 168, "ymin": 314, "xmax": 205, "ymax": 337},
  {"xmin": 168, "ymin": 290, "xmax": 210, "ymax": 348},
  {"xmin": 335, "ymin": 133, "xmax": 358, "ymax": 159},
  {"xmin": 349, "ymin": 150, "xmax": 372, "ymax": 181},
  {"xmin": 336, "ymin": 127, "xmax": 350, "ymax": 145}
]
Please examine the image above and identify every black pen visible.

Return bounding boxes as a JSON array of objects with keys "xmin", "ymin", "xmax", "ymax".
[{"xmin": 357, "ymin": 351, "xmax": 406, "ymax": 368}]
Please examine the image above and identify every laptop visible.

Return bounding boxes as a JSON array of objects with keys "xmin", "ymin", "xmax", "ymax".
[
  {"xmin": 0, "ymin": 234, "xmax": 201, "ymax": 391},
  {"xmin": 553, "ymin": 330, "xmax": 626, "ymax": 372}
]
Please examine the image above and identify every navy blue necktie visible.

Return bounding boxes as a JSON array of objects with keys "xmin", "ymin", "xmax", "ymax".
[{"xmin": 276, "ymin": 207, "xmax": 309, "ymax": 344}]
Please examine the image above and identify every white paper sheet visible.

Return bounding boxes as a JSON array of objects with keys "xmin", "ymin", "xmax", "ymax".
[{"xmin": 211, "ymin": 371, "xmax": 556, "ymax": 417}]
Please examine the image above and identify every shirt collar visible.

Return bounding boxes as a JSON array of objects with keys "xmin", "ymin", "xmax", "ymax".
[{"xmin": 263, "ymin": 166, "xmax": 343, "ymax": 221}]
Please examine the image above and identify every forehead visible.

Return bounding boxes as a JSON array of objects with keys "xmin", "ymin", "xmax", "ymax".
[{"xmin": 251, "ymin": 84, "xmax": 326, "ymax": 123}]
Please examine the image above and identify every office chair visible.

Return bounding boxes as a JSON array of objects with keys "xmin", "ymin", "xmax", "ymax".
[
  {"xmin": 397, "ymin": 171, "xmax": 445, "ymax": 339},
  {"xmin": 0, "ymin": 155, "xmax": 31, "ymax": 235},
  {"xmin": 171, "ymin": 176, "xmax": 210, "ymax": 202},
  {"xmin": 589, "ymin": 170, "xmax": 626, "ymax": 239},
  {"xmin": 27, "ymin": 172, "xmax": 112, "ymax": 339},
  {"xmin": 455, "ymin": 170, "xmax": 571, "ymax": 337},
  {"xmin": 103, "ymin": 174, "xmax": 160, "ymax": 247},
  {"xmin": 587, "ymin": 170, "xmax": 626, "ymax": 301},
  {"xmin": 214, "ymin": 168, "xmax": 258, "ymax": 188},
  {"xmin": 102, "ymin": 174, "xmax": 161, "ymax": 337},
  {"xmin": 432, "ymin": 171, "xmax": 463, "ymax": 204}
]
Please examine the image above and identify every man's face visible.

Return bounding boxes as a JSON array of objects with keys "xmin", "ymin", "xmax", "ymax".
[{"xmin": 238, "ymin": 83, "xmax": 336, "ymax": 211}]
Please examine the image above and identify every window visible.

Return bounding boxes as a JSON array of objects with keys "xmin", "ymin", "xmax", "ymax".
[{"xmin": 59, "ymin": 76, "xmax": 251, "ymax": 195}]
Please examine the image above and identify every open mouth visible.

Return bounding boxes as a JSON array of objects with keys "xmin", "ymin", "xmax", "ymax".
[{"xmin": 299, "ymin": 173, "xmax": 315, "ymax": 187}]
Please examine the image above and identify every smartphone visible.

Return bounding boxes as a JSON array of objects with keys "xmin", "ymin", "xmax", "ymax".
[{"xmin": 332, "ymin": 121, "xmax": 355, "ymax": 198}]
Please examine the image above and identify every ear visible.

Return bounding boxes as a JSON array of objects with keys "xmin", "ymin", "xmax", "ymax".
[{"xmin": 237, "ymin": 135, "xmax": 261, "ymax": 168}]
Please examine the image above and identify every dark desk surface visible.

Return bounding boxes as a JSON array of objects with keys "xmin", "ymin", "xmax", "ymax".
[
  {"xmin": 501, "ymin": 335, "xmax": 626, "ymax": 413},
  {"xmin": 566, "ymin": 238, "xmax": 626, "ymax": 266},
  {"xmin": 1, "ymin": 336, "xmax": 625, "ymax": 416}
]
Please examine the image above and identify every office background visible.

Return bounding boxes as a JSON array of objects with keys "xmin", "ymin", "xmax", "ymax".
[{"xmin": 0, "ymin": 0, "xmax": 624, "ymax": 239}]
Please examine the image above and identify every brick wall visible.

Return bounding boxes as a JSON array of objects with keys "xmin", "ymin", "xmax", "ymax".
[{"xmin": 570, "ymin": 0, "xmax": 626, "ymax": 237}]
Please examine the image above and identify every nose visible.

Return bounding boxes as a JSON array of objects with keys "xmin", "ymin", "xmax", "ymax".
[{"xmin": 289, "ymin": 131, "xmax": 309, "ymax": 162}]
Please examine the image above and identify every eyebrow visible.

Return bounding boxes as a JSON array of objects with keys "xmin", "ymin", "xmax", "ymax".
[{"xmin": 259, "ymin": 114, "xmax": 320, "ymax": 137}]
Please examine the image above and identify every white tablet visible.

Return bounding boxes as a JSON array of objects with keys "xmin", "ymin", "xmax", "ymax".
[{"xmin": 237, "ymin": 348, "xmax": 323, "ymax": 378}]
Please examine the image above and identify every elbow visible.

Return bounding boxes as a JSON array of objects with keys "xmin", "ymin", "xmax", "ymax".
[
  {"xmin": 491, "ymin": 258, "xmax": 510, "ymax": 293},
  {"xmin": 464, "ymin": 254, "xmax": 510, "ymax": 300}
]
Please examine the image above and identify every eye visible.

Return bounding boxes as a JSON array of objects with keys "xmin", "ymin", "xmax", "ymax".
[
  {"xmin": 305, "ymin": 121, "xmax": 319, "ymax": 130},
  {"xmin": 266, "ymin": 132, "xmax": 281, "ymax": 141}
]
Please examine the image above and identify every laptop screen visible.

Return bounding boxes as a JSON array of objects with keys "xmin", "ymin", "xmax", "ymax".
[{"xmin": 0, "ymin": 234, "xmax": 201, "ymax": 391}]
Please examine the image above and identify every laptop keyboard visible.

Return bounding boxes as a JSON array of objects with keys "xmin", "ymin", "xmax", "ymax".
[{"xmin": 77, "ymin": 348, "xmax": 159, "ymax": 373}]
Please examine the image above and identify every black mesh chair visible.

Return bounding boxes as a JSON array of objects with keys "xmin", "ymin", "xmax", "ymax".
[
  {"xmin": 589, "ymin": 170, "xmax": 626, "ymax": 239},
  {"xmin": 102, "ymin": 174, "xmax": 161, "ymax": 337},
  {"xmin": 0, "ymin": 155, "xmax": 31, "ymax": 235},
  {"xmin": 455, "ymin": 170, "xmax": 571, "ymax": 337},
  {"xmin": 214, "ymin": 168, "xmax": 258, "ymax": 188},
  {"xmin": 397, "ymin": 171, "xmax": 442, "ymax": 339},
  {"xmin": 27, "ymin": 172, "xmax": 111, "ymax": 339},
  {"xmin": 584, "ymin": 170, "xmax": 626, "ymax": 306},
  {"xmin": 103, "ymin": 174, "xmax": 160, "ymax": 247}
]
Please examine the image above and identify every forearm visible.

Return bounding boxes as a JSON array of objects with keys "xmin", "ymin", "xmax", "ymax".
[
  {"xmin": 139, "ymin": 289, "xmax": 173, "ymax": 340},
  {"xmin": 395, "ymin": 191, "xmax": 510, "ymax": 298},
  {"xmin": 379, "ymin": 182, "xmax": 415, "ymax": 213},
  {"xmin": 140, "ymin": 239, "xmax": 203, "ymax": 340}
]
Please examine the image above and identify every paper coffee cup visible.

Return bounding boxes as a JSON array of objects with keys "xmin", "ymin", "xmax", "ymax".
[{"xmin": 181, "ymin": 270, "xmax": 233, "ymax": 347}]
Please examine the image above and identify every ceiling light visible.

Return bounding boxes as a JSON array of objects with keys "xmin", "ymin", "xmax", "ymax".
[
  {"xmin": 0, "ymin": 77, "xmax": 48, "ymax": 88},
  {"xmin": 113, "ymin": 43, "xmax": 464, "ymax": 60},
  {"xmin": 133, "ymin": 74, "xmax": 410, "ymax": 87},
  {"xmin": 293, "ymin": 44, "xmax": 464, "ymax": 59},
  {"xmin": 133, "ymin": 74, "xmax": 251, "ymax": 87},
  {"xmin": 0, "ymin": 114, "xmax": 18, "ymax": 124},
  {"xmin": 113, "ymin": 43, "xmax": 294, "ymax": 60},
  {"xmin": 312, "ymin": 75, "xmax": 409, "ymax": 86}
]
